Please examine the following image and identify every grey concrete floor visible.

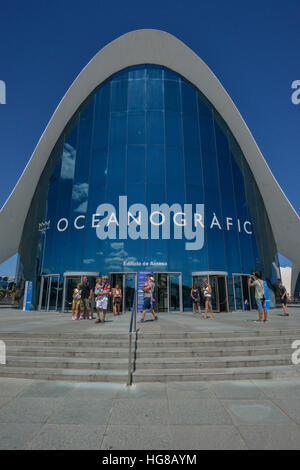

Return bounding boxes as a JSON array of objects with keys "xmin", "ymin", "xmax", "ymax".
[
  {"xmin": 0, "ymin": 305, "xmax": 300, "ymax": 449},
  {"xmin": 1, "ymin": 377, "xmax": 300, "ymax": 449}
]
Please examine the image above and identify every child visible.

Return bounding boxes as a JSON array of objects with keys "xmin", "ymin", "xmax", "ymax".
[{"xmin": 72, "ymin": 283, "xmax": 81, "ymax": 320}]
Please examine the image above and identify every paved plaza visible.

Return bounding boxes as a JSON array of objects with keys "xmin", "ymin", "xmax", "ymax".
[{"xmin": 0, "ymin": 305, "xmax": 300, "ymax": 449}]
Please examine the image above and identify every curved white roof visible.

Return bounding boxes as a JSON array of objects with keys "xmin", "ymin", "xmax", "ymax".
[{"xmin": 0, "ymin": 29, "xmax": 299, "ymax": 283}]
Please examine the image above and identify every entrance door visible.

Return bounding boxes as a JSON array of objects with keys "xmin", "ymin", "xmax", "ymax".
[
  {"xmin": 39, "ymin": 274, "xmax": 60, "ymax": 311},
  {"xmin": 192, "ymin": 272, "xmax": 229, "ymax": 313},
  {"xmin": 153, "ymin": 272, "xmax": 182, "ymax": 313},
  {"xmin": 109, "ymin": 273, "xmax": 137, "ymax": 313},
  {"xmin": 62, "ymin": 272, "xmax": 99, "ymax": 312},
  {"xmin": 233, "ymin": 274, "xmax": 252, "ymax": 311}
]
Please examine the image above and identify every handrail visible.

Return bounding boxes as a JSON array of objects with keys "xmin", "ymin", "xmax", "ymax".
[{"xmin": 127, "ymin": 290, "xmax": 137, "ymax": 386}]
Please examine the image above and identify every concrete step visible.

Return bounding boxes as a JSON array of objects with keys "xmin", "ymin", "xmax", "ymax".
[
  {"xmin": 2, "ymin": 328, "xmax": 300, "ymax": 340},
  {"xmin": 137, "ymin": 336, "xmax": 299, "ymax": 348},
  {"xmin": 135, "ymin": 355, "xmax": 291, "ymax": 370},
  {"xmin": 132, "ymin": 366, "xmax": 294, "ymax": 383},
  {"xmin": 5, "ymin": 353, "xmax": 291, "ymax": 371},
  {"xmin": 0, "ymin": 366, "xmax": 128, "ymax": 382},
  {"xmin": 5, "ymin": 343, "xmax": 293, "ymax": 359},
  {"xmin": 6, "ymin": 356, "xmax": 129, "ymax": 370},
  {"xmin": 3, "ymin": 334, "xmax": 299, "ymax": 350}
]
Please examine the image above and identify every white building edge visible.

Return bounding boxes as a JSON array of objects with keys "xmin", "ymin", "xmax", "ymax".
[{"xmin": 0, "ymin": 29, "xmax": 299, "ymax": 292}]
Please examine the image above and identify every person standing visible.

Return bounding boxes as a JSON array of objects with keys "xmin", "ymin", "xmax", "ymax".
[
  {"xmin": 140, "ymin": 274, "xmax": 158, "ymax": 322},
  {"xmin": 202, "ymin": 278, "xmax": 214, "ymax": 319},
  {"xmin": 112, "ymin": 283, "xmax": 122, "ymax": 316},
  {"xmin": 248, "ymin": 272, "xmax": 268, "ymax": 323},
  {"xmin": 95, "ymin": 276, "xmax": 111, "ymax": 324},
  {"xmin": 278, "ymin": 280, "xmax": 289, "ymax": 316},
  {"xmin": 191, "ymin": 284, "xmax": 201, "ymax": 315},
  {"xmin": 72, "ymin": 283, "xmax": 81, "ymax": 320},
  {"xmin": 80, "ymin": 276, "xmax": 93, "ymax": 320}
]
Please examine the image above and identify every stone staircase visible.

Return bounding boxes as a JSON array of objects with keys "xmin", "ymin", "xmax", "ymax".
[{"xmin": 0, "ymin": 328, "xmax": 299, "ymax": 383}]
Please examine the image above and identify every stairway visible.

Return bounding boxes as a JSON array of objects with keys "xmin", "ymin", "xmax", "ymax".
[
  {"xmin": 0, "ymin": 328, "xmax": 299, "ymax": 383},
  {"xmin": 133, "ymin": 329, "xmax": 300, "ymax": 382}
]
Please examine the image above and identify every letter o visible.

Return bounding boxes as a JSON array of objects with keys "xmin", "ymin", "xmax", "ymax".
[
  {"xmin": 57, "ymin": 218, "xmax": 68, "ymax": 232},
  {"xmin": 150, "ymin": 211, "xmax": 165, "ymax": 226}
]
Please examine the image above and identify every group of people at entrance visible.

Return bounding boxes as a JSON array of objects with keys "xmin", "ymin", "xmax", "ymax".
[
  {"xmin": 71, "ymin": 275, "xmax": 123, "ymax": 323},
  {"xmin": 190, "ymin": 278, "xmax": 215, "ymax": 319}
]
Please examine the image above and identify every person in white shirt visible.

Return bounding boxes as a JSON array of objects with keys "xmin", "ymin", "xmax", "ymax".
[{"xmin": 248, "ymin": 272, "xmax": 268, "ymax": 323}]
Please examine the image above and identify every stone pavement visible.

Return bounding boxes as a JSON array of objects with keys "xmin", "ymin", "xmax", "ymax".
[
  {"xmin": 1, "ymin": 304, "xmax": 300, "ymax": 336},
  {"xmin": 1, "ymin": 376, "xmax": 300, "ymax": 449},
  {"xmin": 0, "ymin": 305, "xmax": 300, "ymax": 449}
]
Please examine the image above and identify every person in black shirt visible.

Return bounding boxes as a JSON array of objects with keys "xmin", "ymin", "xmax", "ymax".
[
  {"xmin": 79, "ymin": 276, "xmax": 93, "ymax": 320},
  {"xmin": 278, "ymin": 280, "xmax": 289, "ymax": 316}
]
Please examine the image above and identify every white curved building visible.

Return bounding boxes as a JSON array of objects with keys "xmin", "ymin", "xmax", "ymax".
[{"xmin": 1, "ymin": 29, "xmax": 299, "ymax": 311}]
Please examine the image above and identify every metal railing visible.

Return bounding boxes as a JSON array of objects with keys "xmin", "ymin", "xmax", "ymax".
[{"xmin": 127, "ymin": 291, "xmax": 137, "ymax": 386}]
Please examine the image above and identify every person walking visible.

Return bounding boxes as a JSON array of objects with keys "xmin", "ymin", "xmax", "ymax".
[
  {"xmin": 80, "ymin": 276, "xmax": 93, "ymax": 320},
  {"xmin": 149, "ymin": 276, "xmax": 156, "ymax": 311},
  {"xmin": 248, "ymin": 272, "xmax": 268, "ymax": 323},
  {"xmin": 278, "ymin": 280, "xmax": 289, "ymax": 316},
  {"xmin": 202, "ymin": 278, "xmax": 214, "ymax": 319},
  {"xmin": 191, "ymin": 284, "xmax": 201, "ymax": 315},
  {"xmin": 112, "ymin": 283, "xmax": 122, "ymax": 316},
  {"xmin": 140, "ymin": 274, "xmax": 158, "ymax": 322}
]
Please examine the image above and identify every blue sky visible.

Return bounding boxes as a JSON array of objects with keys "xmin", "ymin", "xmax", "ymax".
[{"xmin": 0, "ymin": 0, "xmax": 299, "ymax": 275}]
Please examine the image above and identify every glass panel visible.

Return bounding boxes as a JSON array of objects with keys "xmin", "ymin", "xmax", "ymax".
[
  {"xmin": 48, "ymin": 276, "xmax": 59, "ymax": 311},
  {"xmin": 40, "ymin": 277, "xmax": 49, "ymax": 310},
  {"xmin": 169, "ymin": 274, "xmax": 180, "ymax": 312},
  {"xmin": 210, "ymin": 275, "xmax": 219, "ymax": 312},
  {"xmin": 155, "ymin": 273, "xmax": 168, "ymax": 312},
  {"xmin": 233, "ymin": 275, "xmax": 243, "ymax": 310},
  {"xmin": 124, "ymin": 274, "xmax": 136, "ymax": 311}
]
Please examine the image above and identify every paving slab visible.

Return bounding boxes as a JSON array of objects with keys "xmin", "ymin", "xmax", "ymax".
[
  {"xmin": 268, "ymin": 398, "xmax": 300, "ymax": 424},
  {"xmin": 25, "ymin": 424, "xmax": 106, "ymax": 450},
  {"xmin": 222, "ymin": 400, "xmax": 293, "ymax": 425},
  {"xmin": 19, "ymin": 380, "xmax": 76, "ymax": 398},
  {"xmin": 169, "ymin": 425, "xmax": 248, "ymax": 450},
  {"xmin": 109, "ymin": 398, "xmax": 169, "ymax": 425},
  {"xmin": 101, "ymin": 425, "xmax": 173, "ymax": 450},
  {"xmin": 237, "ymin": 424, "xmax": 300, "ymax": 450},
  {"xmin": 167, "ymin": 382, "xmax": 214, "ymax": 400},
  {"xmin": 168, "ymin": 398, "xmax": 232, "ymax": 425},
  {"xmin": 0, "ymin": 422, "xmax": 42, "ymax": 450},
  {"xmin": 0, "ymin": 397, "xmax": 64, "ymax": 424},
  {"xmin": 0, "ymin": 377, "xmax": 33, "ymax": 397},
  {"xmin": 209, "ymin": 380, "xmax": 268, "ymax": 399},
  {"xmin": 47, "ymin": 398, "xmax": 114, "ymax": 425},
  {"xmin": 116, "ymin": 383, "xmax": 167, "ymax": 399}
]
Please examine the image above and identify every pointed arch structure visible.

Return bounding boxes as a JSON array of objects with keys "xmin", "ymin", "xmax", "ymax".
[{"xmin": 0, "ymin": 29, "xmax": 299, "ymax": 293}]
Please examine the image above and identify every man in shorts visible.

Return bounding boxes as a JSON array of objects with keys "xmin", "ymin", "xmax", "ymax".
[
  {"xmin": 95, "ymin": 276, "xmax": 111, "ymax": 323},
  {"xmin": 140, "ymin": 274, "xmax": 158, "ymax": 322},
  {"xmin": 248, "ymin": 272, "xmax": 268, "ymax": 323},
  {"xmin": 80, "ymin": 276, "xmax": 93, "ymax": 320}
]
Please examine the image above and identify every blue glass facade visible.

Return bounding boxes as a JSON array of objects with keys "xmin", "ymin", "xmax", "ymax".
[{"xmin": 17, "ymin": 65, "xmax": 280, "ymax": 311}]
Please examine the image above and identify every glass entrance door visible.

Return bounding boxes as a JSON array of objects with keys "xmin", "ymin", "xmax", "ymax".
[
  {"xmin": 153, "ymin": 272, "xmax": 182, "ymax": 313},
  {"xmin": 192, "ymin": 273, "xmax": 229, "ymax": 313},
  {"xmin": 39, "ymin": 274, "xmax": 60, "ymax": 311},
  {"xmin": 62, "ymin": 272, "xmax": 99, "ymax": 312},
  {"xmin": 109, "ymin": 273, "xmax": 137, "ymax": 313},
  {"xmin": 233, "ymin": 274, "xmax": 252, "ymax": 311}
]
